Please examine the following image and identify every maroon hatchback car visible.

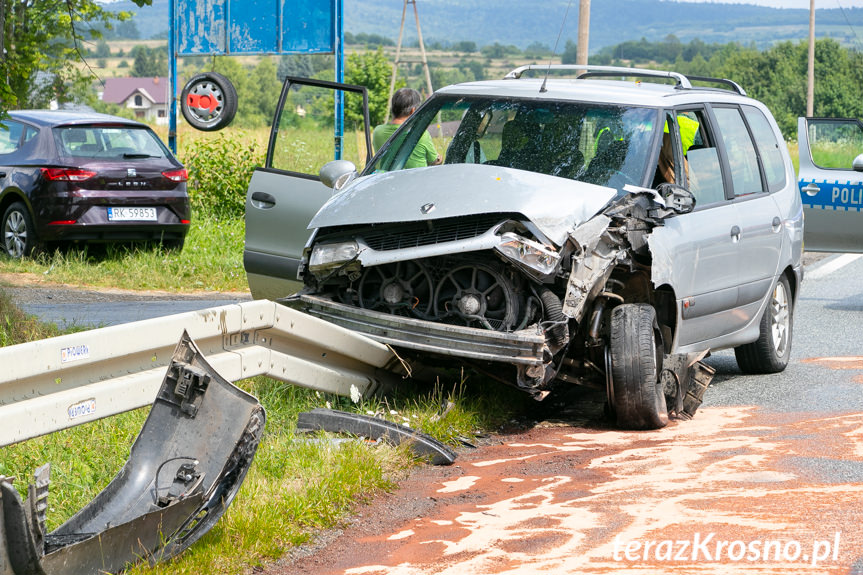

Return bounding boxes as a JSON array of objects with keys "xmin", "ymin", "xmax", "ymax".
[{"xmin": 0, "ymin": 110, "xmax": 190, "ymax": 258}]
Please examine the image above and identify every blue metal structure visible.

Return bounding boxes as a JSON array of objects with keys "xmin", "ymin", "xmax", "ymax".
[{"xmin": 168, "ymin": 0, "xmax": 344, "ymax": 154}]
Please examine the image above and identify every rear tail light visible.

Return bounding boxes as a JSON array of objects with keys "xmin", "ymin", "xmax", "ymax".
[
  {"xmin": 180, "ymin": 219, "xmax": 191, "ymax": 224},
  {"xmin": 162, "ymin": 169, "xmax": 188, "ymax": 182},
  {"xmin": 41, "ymin": 168, "xmax": 96, "ymax": 182}
]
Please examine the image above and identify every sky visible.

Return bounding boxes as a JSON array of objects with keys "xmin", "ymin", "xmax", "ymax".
[{"xmin": 669, "ymin": 0, "xmax": 863, "ymax": 7}]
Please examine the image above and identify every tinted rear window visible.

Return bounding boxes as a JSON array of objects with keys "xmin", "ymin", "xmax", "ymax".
[{"xmin": 53, "ymin": 125, "xmax": 169, "ymax": 160}]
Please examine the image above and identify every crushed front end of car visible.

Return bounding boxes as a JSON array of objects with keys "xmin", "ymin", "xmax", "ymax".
[{"xmin": 286, "ymin": 161, "xmax": 712, "ymax": 428}]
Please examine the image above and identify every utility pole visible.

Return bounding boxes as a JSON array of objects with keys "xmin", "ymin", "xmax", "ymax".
[
  {"xmin": 385, "ymin": 0, "xmax": 434, "ymax": 122},
  {"xmin": 577, "ymin": 0, "xmax": 591, "ymax": 67},
  {"xmin": 807, "ymin": 0, "xmax": 815, "ymax": 117}
]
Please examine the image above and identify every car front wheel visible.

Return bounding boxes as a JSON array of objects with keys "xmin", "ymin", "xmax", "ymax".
[
  {"xmin": 2, "ymin": 202, "xmax": 39, "ymax": 258},
  {"xmin": 735, "ymin": 274, "xmax": 793, "ymax": 374},
  {"xmin": 609, "ymin": 303, "xmax": 669, "ymax": 430}
]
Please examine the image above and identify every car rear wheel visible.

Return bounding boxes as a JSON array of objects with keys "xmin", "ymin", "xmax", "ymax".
[
  {"xmin": 734, "ymin": 274, "xmax": 792, "ymax": 374},
  {"xmin": 609, "ymin": 303, "xmax": 668, "ymax": 430},
  {"xmin": 2, "ymin": 202, "xmax": 39, "ymax": 258}
]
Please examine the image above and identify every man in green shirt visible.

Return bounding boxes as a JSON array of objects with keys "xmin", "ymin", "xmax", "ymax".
[{"xmin": 373, "ymin": 88, "xmax": 441, "ymax": 169}]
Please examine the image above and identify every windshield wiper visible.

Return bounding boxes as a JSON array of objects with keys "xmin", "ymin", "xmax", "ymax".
[{"xmin": 122, "ymin": 153, "xmax": 159, "ymax": 159}]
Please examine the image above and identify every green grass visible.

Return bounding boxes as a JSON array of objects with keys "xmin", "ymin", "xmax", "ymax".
[
  {"xmin": 0, "ymin": 217, "xmax": 247, "ymax": 293},
  {"xmin": 0, "ymin": 291, "xmax": 524, "ymax": 574},
  {"xmin": 0, "ymin": 287, "xmax": 60, "ymax": 345},
  {"xmin": 810, "ymin": 141, "xmax": 862, "ymax": 171}
]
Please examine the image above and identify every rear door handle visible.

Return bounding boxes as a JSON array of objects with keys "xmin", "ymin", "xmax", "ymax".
[
  {"xmin": 730, "ymin": 225, "xmax": 741, "ymax": 242},
  {"xmin": 250, "ymin": 191, "xmax": 276, "ymax": 209},
  {"xmin": 771, "ymin": 216, "xmax": 782, "ymax": 233},
  {"xmin": 0, "ymin": 172, "xmax": 6, "ymax": 178},
  {"xmin": 802, "ymin": 183, "xmax": 820, "ymax": 196}
]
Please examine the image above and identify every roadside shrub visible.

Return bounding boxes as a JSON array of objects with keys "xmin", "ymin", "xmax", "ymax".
[{"xmin": 180, "ymin": 133, "xmax": 265, "ymax": 220}]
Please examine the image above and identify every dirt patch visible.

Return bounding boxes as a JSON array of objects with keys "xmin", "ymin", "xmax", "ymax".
[
  {"xmin": 801, "ymin": 357, "xmax": 863, "ymax": 370},
  {"xmin": 0, "ymin": 272, "xmax": 250, "ymax": 300}
]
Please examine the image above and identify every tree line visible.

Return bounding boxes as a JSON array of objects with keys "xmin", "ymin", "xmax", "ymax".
[
  {"xmin": 2, "ymin": 0, "xmax": 860, "ymax": 139},
  {"xmin": 565, "ymin": 35, "xmax": 863, "ymax": 137}
]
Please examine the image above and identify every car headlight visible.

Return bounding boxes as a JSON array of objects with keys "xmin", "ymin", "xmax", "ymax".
[
  {"xmin": 494, "ymin": 232, "xmax": 561, "ymax": 276},
  {"xmin": 308, "ymin": 241, "xmax": 359, "ymax": 273}
]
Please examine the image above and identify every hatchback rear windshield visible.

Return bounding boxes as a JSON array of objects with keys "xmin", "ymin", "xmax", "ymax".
[
  {"xmin": 368, "ymin": 94, "xmax": 660, "ymax": 190},
  {"xmin": 53, "ymin": 125, "xmax": 170, "ymax": 160}
]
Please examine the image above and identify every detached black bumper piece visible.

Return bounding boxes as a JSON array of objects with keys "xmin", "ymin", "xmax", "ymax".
[
  {"xmin": 0, "ymin": 331, "xmax": 265, "ymax": 575},
  {"xmin": 296, "ymin": 408, "xmax": 457, "ymax": 466}
]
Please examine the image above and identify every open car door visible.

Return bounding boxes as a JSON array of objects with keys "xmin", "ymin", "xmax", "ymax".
[
  {"xmin": 797, "ymin": 117, "xmax": 863, "ymax": 252},
  {"xmin": 244, "ymin": 77, "xmax": 371, "ymax": 300}
]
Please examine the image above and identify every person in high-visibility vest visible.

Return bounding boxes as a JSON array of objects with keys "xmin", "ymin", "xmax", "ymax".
[{"xmin": 657, "ymin": 115, "xmax": 700, "ymax": 184}]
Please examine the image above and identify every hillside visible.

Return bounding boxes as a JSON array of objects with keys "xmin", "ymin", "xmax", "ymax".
[{"xmin": 104, "ymin": 0, "xmax": 863, "ymax": 51}]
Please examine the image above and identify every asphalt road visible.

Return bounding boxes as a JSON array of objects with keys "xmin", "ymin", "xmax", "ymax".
[{"xmin": 9, "ymin": 287, "xmax": 251, "ymax": 329}]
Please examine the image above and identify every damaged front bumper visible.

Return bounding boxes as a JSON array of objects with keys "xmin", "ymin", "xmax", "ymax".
[
  {"xmin": 0, "ymin": 331, "xmax": 265, "ymax": 575},
  {"xmin": 294, "ymin": 294, "xmax": 548, "ymax": 368}
]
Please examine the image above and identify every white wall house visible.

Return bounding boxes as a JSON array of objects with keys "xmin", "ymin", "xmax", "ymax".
[{"xmin": 100, "ymin": 77, "xmax": 169, "ymax": 126}]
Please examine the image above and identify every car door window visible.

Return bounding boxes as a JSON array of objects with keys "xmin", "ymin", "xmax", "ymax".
[
  {"xmin": 742, "ymin": 106, "xmax": 786, "ymax": 192},
  {"xmin": 675, "ymin": 109, "xmax": 726, "ymax": 206},
  {"xmin": 0, "ymin": 121, "xmax": 24, "ymax": 154},
  {"xmin": 713, "ymin": 106, "xmax": 764, "ymax": 197},
  {"xmin": 806, "ymin": 118, "xmax": 863, "ymax": 171},
  {"xmin": 268, "ymin": 78, "xmax": 371, "ymax": 175}
]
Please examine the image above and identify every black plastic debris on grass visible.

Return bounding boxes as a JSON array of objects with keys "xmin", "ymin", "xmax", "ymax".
[
  {"xmin": 296, "ymin": 408, "xmax": 457, "ymax": 466},
  {"xmin": 0, "ymin": 331, "xmax": 265, "ymax": 575}
]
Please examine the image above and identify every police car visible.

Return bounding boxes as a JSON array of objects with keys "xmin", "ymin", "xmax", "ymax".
[{"xmin": 797, "ymin": 117, "xmax": 863, "ymax": 252}]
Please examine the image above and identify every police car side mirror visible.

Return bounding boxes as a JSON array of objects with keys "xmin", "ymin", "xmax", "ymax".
[{"xmin": 852, "ymin": 154, "xmax": 863, "ymax": 173}]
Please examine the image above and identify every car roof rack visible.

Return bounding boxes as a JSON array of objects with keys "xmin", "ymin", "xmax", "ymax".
[
  {"xmin": 684, "ymin": 75, "xmax": 747, "ymax": 96},
  {"xmin": 503, "ymin": 64, "xmax": 747, "ymax": 96},
  {"xmin": 504, "ymin": 65, "xmax": 692, "ymax": 89}
]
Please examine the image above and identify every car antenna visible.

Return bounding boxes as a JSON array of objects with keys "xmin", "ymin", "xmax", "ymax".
[{"xmin": 540, "ymin": 0, "xmax": 575, "ymax": 93}]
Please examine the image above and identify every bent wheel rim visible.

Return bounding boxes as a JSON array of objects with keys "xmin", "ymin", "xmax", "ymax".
[
  {"xmin": 770, "ymin": 281, "xmax": 790, "ymax": 357},
  {"xmin": 3, "ymin": 211, "xmax": 27, "ymax": 258}
]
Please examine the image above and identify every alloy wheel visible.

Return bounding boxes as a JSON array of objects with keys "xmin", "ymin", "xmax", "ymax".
[
  {"xmin": 770, "ymin": 280, "xmax": 790, "ymax": 356},
  {"xmin": 3, "ymin": 210, "xmax": 27, "ymax": 258}
]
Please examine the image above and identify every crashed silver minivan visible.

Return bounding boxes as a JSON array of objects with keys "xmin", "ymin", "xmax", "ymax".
[{"xmin": 244, "ymin": 66, "xmax": 803, "ymax": 430}]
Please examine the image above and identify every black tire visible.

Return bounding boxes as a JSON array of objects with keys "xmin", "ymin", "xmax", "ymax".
[
  {"xmin": 160, "ymin": 238, "xmax": 185, "ymax": 252},
  {"xmin": 181, "ymin": 72, "xmax": 238, "ymax": 131},
  {"xmin": 734, "ymin": 274, "xmax": 793, "ymax": 374},
  {"xmin": 609, "ymin": 303, "xmax": 668, "ymax": 430},
  {"xmin": 2, "ymin": 202, "xmax": 39, "ymax": 258}
]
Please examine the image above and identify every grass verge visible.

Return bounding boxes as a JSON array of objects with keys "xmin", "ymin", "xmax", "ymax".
[
  {"xmin": 0, "ymin": 217, "xmax": 247, "ymax": 293},
  {"xmin": 0, "ymin": 291, "xmax": 524, "ymax": 574}
]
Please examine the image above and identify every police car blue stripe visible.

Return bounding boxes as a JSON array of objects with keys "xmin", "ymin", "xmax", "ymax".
[{"xmin": 799, "ymin": 177, "xmax": 863, "ymax": 211}]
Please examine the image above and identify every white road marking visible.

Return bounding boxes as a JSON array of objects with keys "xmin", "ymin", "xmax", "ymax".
[{"xmin": 806, "ymin": 254, "xmax": 863, "ymax": 280}]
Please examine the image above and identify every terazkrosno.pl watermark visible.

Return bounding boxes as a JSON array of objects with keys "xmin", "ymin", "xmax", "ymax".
[{"xmin": 612, "ymin": 532, "xmax": 841, "ymax": 566}]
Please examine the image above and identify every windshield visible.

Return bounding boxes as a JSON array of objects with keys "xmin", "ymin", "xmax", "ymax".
[
  {"xmin": 53, "ymin": 125, "xmax": 170, "ymax": 160},
  {"xmin": 368, "ymin": 94, "xmax": 660, "ymax": 190}
]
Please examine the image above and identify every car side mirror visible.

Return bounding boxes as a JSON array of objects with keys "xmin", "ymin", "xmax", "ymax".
[
  {"xmin": 320, "ymin": 160, "xmax": 358, "ymax": 190},
  {"xmin": 656, "ymin": 183, "xmax": 696, "ymax": 214},
  {"xmin": 853, "ymin": 153, "xmax": 863, "ymax": 173}
]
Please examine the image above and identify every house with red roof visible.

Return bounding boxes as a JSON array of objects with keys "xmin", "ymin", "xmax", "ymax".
[{"xmin": 99, "ymin": 77, "xmax": 169, "ymax": 125}]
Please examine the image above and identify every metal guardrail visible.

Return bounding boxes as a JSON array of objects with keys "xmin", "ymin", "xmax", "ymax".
[{"xmin": 0, "ymin": 300, "xmax": 397, "ymax": 447}]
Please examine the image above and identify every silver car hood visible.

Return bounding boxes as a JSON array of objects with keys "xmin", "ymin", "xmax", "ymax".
[{"xmin": 309, "ymin": 164, "xmax": 617, "ymax": 246}]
